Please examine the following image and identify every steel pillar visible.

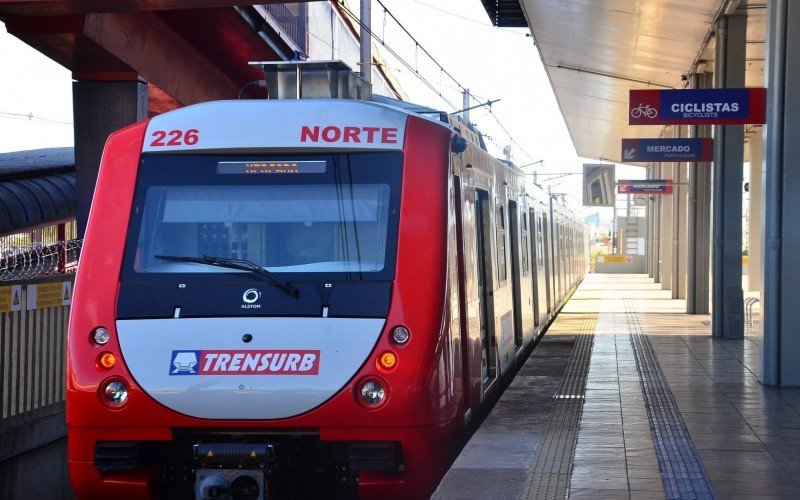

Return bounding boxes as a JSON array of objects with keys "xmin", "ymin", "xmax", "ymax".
[
  {"xmin": 747, "ymin": 130, "xmax": 763, "ymax": 293},
  {"xmin": 670, "ymin": 137, "xmax": 682, "ymax": 298},
  {"xmin": 712, "ymin": 14, "xmax": 746, "ymax": 338},
  {"xmin": 762, "ymin": 0, "xmax": 800, "ymax": 385},
  {"xmin": 637, "ymin": 165, "xmax": 653, "ymax": 278},
  {"xmin": 73, "ymin": 80, "xmax": 147, "ymax": 237},
  {"xmin": 672, "ymin": 125, "xmax": 689, "ymax": 300},
  {"xmin": 652, "ymin": 163, "xmax": 661, "ymax": 282},
  {"xmin": 360, "ymin": 0, "xmax": 372, "ymax": 83},
  {"xmin": 676, "ymin": 156, "xmax": 688, "ymax": 300},
  {"xmin": 659, "ymin": 157, "xmax": 674, "ymax": 291},
  {"xmin": 687, "ymin": 73, "xmax": 713, "ymax": 314}
]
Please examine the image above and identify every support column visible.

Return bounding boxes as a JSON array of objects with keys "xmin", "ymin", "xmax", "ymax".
[
  {"xmin": 73, "ymin": 80, "xmax": 148, "ymax": 237},
  {"xmin": 748, "ymin": 130, "xmax": 763, "ymax": 293},
  {"xmin": 676, "ymin": 155, "xmax": 689, "ymax": 300},
  {"xmin": 712, "ymin": 14, "xmax": 746, "ymax": 338},
  {"xmin": 687, "ymin": 72, "xmax": 713, "ymax": 314},
  {"xmin": 637, "ymin": 165, "xmax": 653, "ymax": 278},
  {"xmin": 669, "ymin": 126, "xmax": 689, "ymax": 300},
  {"xmin": 360, "ymin": 0, "xmax": 373, "ymax": 84},
  {"xmin": 762, "ymin": 0, "xmax": 800, "ymax": 385},
  {"xmin": 652, "ymin": 163, "xmax": 661, "ymax": 282},
  {"xmin": 660, "ymin": 158, "xmax": 674, "ymax": 291},
  {"xmin": 670, "ymin": 127, "xmax": 682, "ymax": 298}
]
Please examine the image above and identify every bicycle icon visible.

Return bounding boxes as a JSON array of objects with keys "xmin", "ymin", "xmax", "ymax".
[{"xmin": 630, "ymin": 103, "xmax": 658, "ymax": 119}]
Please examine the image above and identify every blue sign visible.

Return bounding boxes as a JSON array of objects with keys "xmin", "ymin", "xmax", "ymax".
[
  {"xmin": 618, "ymin": 180, "xmax": 673, "ymax": 195},
  {"xmin": 630, "ymin": 88, "xmax": 766, "ymax": 125},
  {"xmin": 661, "ymin": 89, "xmax": 749, "ymax": 120},
  {"xmin": 622, "ymin": 138, "xmax": 714, "ymax": 162}
]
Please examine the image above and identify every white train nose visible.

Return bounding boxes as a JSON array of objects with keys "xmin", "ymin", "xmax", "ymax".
[{"xmin": 117, "ymin": 317, "xmax": 386, "ymax": 419}]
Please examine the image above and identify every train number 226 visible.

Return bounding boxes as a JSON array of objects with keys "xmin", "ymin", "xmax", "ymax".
[{"xmin": 150, "ymin": 129, "xmax": 200, "ymax": 147}]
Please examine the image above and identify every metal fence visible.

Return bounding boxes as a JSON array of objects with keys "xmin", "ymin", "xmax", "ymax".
[
  {"xmin": 262, "ymin": 2, "xmax": 307, "ymax": 53},
  {"xmin": 0, "ymin": 281, "xmax": 70, "ymax": 428},
  {"xmin": 0, "ymin": 221, "xmax": 80, "ymax": 281}
]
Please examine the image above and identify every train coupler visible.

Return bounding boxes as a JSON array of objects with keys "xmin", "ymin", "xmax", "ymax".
[{"xmin": 193, "ymin": 443, "xmax": 274, "ymax": 500}]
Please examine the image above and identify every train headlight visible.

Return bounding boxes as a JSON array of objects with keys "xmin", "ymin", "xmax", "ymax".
[
  {"xmin": 391, "ymin": 326, "xmax": 410, "ymax": 345},
  {"xmin": 357, "ymin": 378, "xmax": 387, "ymax": 408},
  {"xmin": 101, "ymin": 380, "xmax": 129, "ymax": 407},
  {"xmin": 92, "ymin": 327, "xmax": 110, "ymax": 346}
]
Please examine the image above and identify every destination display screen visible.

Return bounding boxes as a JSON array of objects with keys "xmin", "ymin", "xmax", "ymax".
[{"xmin": 216, "ymin": 161, "xmax": 327, "ymax": 175}]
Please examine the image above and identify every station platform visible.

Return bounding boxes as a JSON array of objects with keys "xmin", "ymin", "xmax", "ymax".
[{"xmin": 434, "ymin": 274, "xmax": 800, "ymax": 499}]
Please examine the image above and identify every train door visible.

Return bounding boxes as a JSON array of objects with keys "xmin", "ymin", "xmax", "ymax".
[
  {"xmin": 475, "ymin": 190, "xmax": 496, "ymax": 394},
  {"xmin": 530, "ymin": 208, "xmax": 541, "ymax": 327},
  {"xmin": 508, "ymin": 200, "xmax": 523, "ymax": 350},
  {"xmin": 541, "ymin": 211, "xmax": 553, "ymax": 313},
  {"xmin": 552, "ymin": 220, "xmax": 561, "ymax": 305},
  {"xmin": 565, "ymin": 224, "xmax": 575, "ymax": 290},
  {"xmin": 563, "ymin": 223, "xmax": 568, "ymax": 296},
  {"xmin": 521, "ymin": 209, "xmax": 535, "ymax": 339},
  {"xmin": 453, "ymin": 176, "xmax": 472, "ymax": 420},
  {"xmin": 559, "ymin": 222, "xmax": 566, "ymax": 298}
]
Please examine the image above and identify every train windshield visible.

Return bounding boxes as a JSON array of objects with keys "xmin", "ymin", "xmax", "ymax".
[{"xmin": 122, "ymin": 152, "xmax": 402, "ymax": 282}]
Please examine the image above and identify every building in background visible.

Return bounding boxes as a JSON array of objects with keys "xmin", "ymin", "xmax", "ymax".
[{"xmin": 264, "ymin": 1, "xmax": 405, "ymax": 99}]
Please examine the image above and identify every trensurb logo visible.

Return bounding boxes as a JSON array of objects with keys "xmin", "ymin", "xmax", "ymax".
[
  {"xmin": 169, "ymin": 349, "xmax": 321, "ymax": 376},
  {"xmin": 170, "ymin": 350, "xmax": 200, "ymax": 375}
]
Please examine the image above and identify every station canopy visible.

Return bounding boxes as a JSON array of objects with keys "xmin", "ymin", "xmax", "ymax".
[{"xmin": 481, "ymin": 0, "xmax": 766, "ymax": 163}]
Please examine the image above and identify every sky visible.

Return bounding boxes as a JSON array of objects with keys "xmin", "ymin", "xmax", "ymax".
[
  {"xmin": 0, "ymin": 24, "xmax": 74, "ymax": 151},
  {"xmin": 0, "ymin": 0, "xmax": 643, "ymax": 213}
]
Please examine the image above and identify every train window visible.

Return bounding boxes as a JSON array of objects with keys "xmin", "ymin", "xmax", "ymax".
[
  {"xmin": 521, "ymin": 213, "xmax": 530, "ymax": 276},
  {"xmin": 123, "ymin": 152, "xmax": 402, "ymax": 282},
  {"xmin": 137, "ymin": 184, "xmax": 390, "ymax": 273},
  {"xmin": 536, "ymin": 216, "xmax": 545, "ymax": 267},
  {"xmin": 496, "ymin": 205, "xmax": 507, "ymax": 283}
]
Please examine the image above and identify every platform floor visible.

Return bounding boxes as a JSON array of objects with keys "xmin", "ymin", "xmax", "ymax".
[{"xmin": 433, "ymin": 274, "xmax": 800, "ymax": 500}]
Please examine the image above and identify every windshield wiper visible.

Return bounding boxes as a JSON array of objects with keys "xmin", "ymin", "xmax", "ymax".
[{"xmin": 155, "ymin": 254, "xmax": 299, "ymax": 298}]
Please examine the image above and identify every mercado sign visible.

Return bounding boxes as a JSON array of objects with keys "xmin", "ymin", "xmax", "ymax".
[
  {"xmin": 621, "ymin": 138, "xmax": 714, "ymax": 162},
  {"xmin": 629, "ymin": 88, "xmax": 766, "ymax": 125},
  {"xmin": 618, "ymin": 179, "xmax": 673, "ymax": 195}
]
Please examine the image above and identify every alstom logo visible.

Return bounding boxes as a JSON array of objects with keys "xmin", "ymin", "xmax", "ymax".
[
  {"xmin": 169, "ymin": 350, "xmax": 320, "ymax": 375},
  {"xmin": 300, "ymin": 125, "xmax": 398, "ymax": 144}
]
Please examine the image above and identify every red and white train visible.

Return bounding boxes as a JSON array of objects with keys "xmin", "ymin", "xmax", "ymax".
[{"xmin": 68, "ymin": 78, "xmax": 586, "ymax": 499}]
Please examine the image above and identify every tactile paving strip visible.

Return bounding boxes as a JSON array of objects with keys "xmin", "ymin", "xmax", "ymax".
[
  {"xmin": 522, "ymin": 309, "xmax": 597, "ymax": 500},
  {"xmin": 624, "ymin": 294, "xmax": 716, "ymax": 500}
]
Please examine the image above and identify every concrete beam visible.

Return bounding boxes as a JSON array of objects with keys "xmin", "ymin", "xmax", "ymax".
[
  {"xmin": 6, "ymin": 11, "xmax": 242, "ymax": 104},
  {"xmin": 0, "ymin": 1, "xmax": 323, "ymax": 17},
  {"xmin": 83, "ymin": 11, "xmax": 240, "ymax": 104}
]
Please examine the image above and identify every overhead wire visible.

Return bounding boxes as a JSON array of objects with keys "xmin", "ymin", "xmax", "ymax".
[
  {"xmin": 0, "ymin": 110, "xmax": 73, "ymax": 126},
  {"xmin": 336, "ymin": 0, "xmax": 460, "ymax": 110},
  {"xmin": 337, "ymin": 0, "xmax": 538, "ymax": 162}
]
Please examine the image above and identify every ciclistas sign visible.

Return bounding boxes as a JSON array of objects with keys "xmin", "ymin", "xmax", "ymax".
[
  {"xmin": 629, "ymin": 88, "xmax": 766, "ymax": 125},
  {"xmin": 621, "ymin": 138, "xmax": 714, "ymax": 162},
  {"xmin": 618, "ymin": 180, "xmax": 673, "ymax": 195}
]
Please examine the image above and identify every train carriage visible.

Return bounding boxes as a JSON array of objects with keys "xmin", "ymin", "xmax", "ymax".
[{"xmin": 67, "ymin": 64, "xmax": 586, "ymax": 499}]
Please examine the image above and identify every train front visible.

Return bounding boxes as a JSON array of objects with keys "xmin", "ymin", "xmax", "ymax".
[{"xmin": 67, "ymin": 99, "xmax": 457, "ymax": 499}]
